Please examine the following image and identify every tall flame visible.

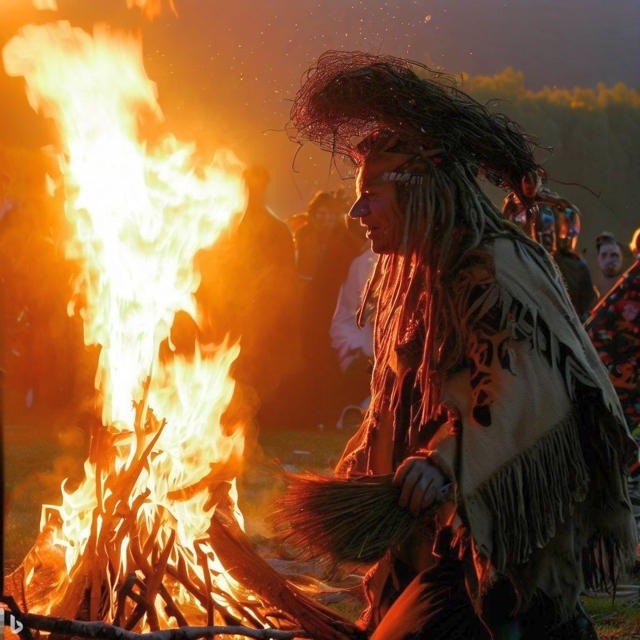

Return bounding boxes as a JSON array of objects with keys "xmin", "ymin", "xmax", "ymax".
[
  {"xmin": 31, "ymin": 0, "xmax": 177, "ymax": 17},
  {"xmin": 127, "ymin": 0, "xmax": 178, "ymax": 20},
  {"xmin": 3, "ymin": 21, "xmax": 251, "ymax": 624}
]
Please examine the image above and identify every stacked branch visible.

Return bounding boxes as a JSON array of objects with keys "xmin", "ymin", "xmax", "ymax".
[
  {"xmin": 1, "ymin": 595, "xmax": 305, "ymax": 640},
  {"xmin": 5, "ymin": 380, "xmax": 363, "ymax": 640},
  {"xmin": 6, "ymin": 380, "xmax": 290, "ymax": 632}
]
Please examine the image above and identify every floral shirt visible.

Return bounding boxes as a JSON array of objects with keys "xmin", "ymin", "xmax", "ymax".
[{"xmin": 586, "ymin": 261, "xmax": 640, "ymax": 434}]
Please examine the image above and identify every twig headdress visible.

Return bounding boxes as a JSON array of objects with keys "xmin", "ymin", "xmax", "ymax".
[{"xmin": 290, "ymin": 50, "xmax": 540, "ymax": 203}]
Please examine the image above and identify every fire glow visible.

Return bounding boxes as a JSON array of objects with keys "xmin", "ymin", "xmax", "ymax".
[{"xmin": 2, "ymin": 20, "xmax": 260, "ymax": 628}]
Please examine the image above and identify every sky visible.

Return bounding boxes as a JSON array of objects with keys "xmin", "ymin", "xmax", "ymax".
[{"xmin": 0, "ymin": 0, "xmax": 638, "ymax": 216}]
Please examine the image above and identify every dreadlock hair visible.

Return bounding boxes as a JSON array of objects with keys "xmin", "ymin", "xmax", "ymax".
[{"xmin": 290, "ymin": 51, "xmax": 545, "ymax": 427}]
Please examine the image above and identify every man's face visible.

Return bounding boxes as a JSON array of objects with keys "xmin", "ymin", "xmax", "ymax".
[
  {"xmin": 349, "ymin": 165, "xmax": 405, "ymax": 255},
  {"xmin": 597, "ymin": 241, "xmax": 623, "ymax": 278}
]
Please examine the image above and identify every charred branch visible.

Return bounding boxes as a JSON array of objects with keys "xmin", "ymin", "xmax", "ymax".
[{"xmin": 1, "ymin": 597, "xmax": 306, "ymax": 640}]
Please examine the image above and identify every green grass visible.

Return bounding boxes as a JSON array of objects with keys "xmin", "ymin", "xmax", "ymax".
[
  {"xmin": 5, "ymin": 418, "xmax": 640, "ymax": 637},
  {"xmin": 583, "ymin": 595, "xmax": 640, "ymax": 639},
  {"xmin": 253, "ymin": 429, "xmax": 640, "ymax": 636}
]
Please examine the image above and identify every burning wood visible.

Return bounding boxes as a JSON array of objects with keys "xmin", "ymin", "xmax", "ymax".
[
  {"xmin": 2, "ymin": 594, "xmax": 305, "ymax": 640},
  {"xmin": 1, "ymin": 20, "xmax": 361, "ymax": 640},
  {"xmin": 5, "ymin": 382, "xmax": 344, "ymax": 636}
]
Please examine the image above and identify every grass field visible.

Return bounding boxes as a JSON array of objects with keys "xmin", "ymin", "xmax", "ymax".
[{"xmin": 4, "ymin": 406, "xmax": 640, "ymax": 637}]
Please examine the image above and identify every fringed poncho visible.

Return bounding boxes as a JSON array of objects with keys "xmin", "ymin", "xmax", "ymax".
[{"xmin": 336, "ymin": 236, "xmax": 637, "ymax": 620}]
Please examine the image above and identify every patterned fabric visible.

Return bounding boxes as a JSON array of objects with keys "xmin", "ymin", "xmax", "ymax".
[
  {"xmin": 338, "ymin": 238, "xmax": 636, "ymax": 628},
  {"xmin": 586, "ymin": 260, "xmax": 640, "ymax": 434}
]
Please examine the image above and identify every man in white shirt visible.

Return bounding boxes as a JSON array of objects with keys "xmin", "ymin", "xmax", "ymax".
[{"xmin": 330, "ymin": 247, "xmax": 376, "ymax": 426}]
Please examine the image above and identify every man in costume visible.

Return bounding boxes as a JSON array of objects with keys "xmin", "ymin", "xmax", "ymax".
[
  {"xmin": 502, "ymin": 182, "xmax": 596, "ymax": 320},
  {"xmin": 586, "ymin": 227, "xmax": 640, "ymax": 558},
  {"xmin": 289, "ymin": 52, "xmax": 636, "ymax": 639},
  {"xmin": 586, "ymin": 227, "xmax": 640, "ymax": 437}
]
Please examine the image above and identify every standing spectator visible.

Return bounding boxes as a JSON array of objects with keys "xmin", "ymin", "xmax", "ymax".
[
  {"xmin": 586, "ymin": 228, "xmax": 640, "ymax": 435},
  {"xmin": 291, "ymin": 193, "xmax": 369, "ymax": 429},
  {"xmin": 330, "ymin": 245, "xmax": 376, "ymax": 426},
  {"xmin": 552, "ymin": 206, "xmax": 597, "ymax": 321},
  {"xmin": 595, "ymin": 231, "xmax": 625, "ymax": 302},
  {"xmin": 292, "ymin": 191, "xmax": 341, "ymax": 281},
  {"xmin": 586, "ymin": 228, "xmax": 640, "ymax": 545},
  {"xmin": 502, "ymin": 184, "xmax": 596, "ymax": 320},
  {"xmin": 196, "ymin": 164, "xmax": 302, "ymax": 429}
]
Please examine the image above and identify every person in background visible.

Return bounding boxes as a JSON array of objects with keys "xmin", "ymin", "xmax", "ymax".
[
  {"xmin": 551, "ymin": 206, "xmax": 597, "ymax": 321},
  {"xmin": 196, "ymin": 164, "xmax": 302, "ymax": 430},
  {"xmin": 292, "ymin": 191, "xmax": 370, "ymax": 429},
  {"xmin": 595, "ymin": 231, "xmax": 625, "ymax": 302},
  {"xmin": 292, "ymin": 190, "xmax": 341, "ymax": 281},
  {"xmin": 586, "ymin": 227, "xmax": 640, "ymax": 548},
  {"xmin": 330, "ymin": 243, "xmax": 376, "ymax": 428},
  {"xmin": 502, "ymin": 182, "xmax": 596, "ymax": 320},
  {"xmin": 586, "ymin": 227, "xmax": 640, "ymax": 436}
]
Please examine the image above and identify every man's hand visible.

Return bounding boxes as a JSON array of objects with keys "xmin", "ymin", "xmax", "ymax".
[{"xmin": 393, "ymin": 457, "xmax": 446, "ymax": 517}]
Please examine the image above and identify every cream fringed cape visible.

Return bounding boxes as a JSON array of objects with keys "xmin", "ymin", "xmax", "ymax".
[{"xmin": 336, "ymin": 237, "xmax": 637, "ymax": 619}]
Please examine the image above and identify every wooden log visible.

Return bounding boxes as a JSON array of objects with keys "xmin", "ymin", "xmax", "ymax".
[
  {"xmin": 115, "ymin": 573, "xmax": 138, "ymax": 627},
  {"xmin": 194, "ymin": 542, "xmax": 214, "ymax": 628},
  {"xmin": 10, "ymin": 615, "xmax": 307, "ymax": 640},
  {"xmin": 157, "ymin": 583, "xmax": 189, "ymax": 628},
  {"xmin": 208, "ymin": 509, "xmax": 365, "ymax": 640}
]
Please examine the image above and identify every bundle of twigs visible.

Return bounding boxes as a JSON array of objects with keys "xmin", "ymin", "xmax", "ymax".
[{"xmin": 270, "ymin": 471, "xmax": 424, "ymax": 566}]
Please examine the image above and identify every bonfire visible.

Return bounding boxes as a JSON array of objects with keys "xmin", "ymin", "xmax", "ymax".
[{"xmin": 0, "ymin": 10, "xmax": 360, "ymax": 640}]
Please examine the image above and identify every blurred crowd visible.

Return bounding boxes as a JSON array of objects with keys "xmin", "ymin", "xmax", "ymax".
[
  {"xmin": 195, "ymin": 166, "xmax": 375, "ymax": 433},
  {"xmin": 0, "ymin": 162, "xmax": 637, "ymax": 445}
]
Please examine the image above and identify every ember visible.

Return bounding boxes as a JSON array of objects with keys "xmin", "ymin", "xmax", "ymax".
[{"xmin": 1, "ymin": 18, "xmax": 357, "ymax": 640}]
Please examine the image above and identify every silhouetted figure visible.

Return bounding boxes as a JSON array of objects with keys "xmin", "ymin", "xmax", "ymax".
[
  {"xmin": 196, "ymin": 164, "xmax": 302, "ymax": 430},
  {"xmin": 292, "ymin": 191, "xmax": 341, "ymax": 282},
  {"xmin": 301, "ymin": 207, "xmax": 370, "ymax": 429},
  {"xmin": 551, "ymin": 206, "xmax": 597, "ymax": 321}
]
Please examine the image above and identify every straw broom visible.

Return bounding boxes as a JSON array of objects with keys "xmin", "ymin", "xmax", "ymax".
[{"xmin": 270, "ymin": 471, "xmax": 451, "ymax": 567}]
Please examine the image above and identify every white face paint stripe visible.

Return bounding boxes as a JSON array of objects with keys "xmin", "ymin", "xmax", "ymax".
[{"xmin": 382, "ymin": 171, "xmax": 423, "ymax": 185}]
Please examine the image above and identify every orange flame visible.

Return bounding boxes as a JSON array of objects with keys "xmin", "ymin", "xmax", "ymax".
[
  {"xmin": 3, "ymin": 21, "xmax": 250, "ymax": 624},
  {"xmin": 127, "ymin": 0, "xmax": 178, "ymax": 20},
  {"xmin": 32, "ymin": 0, "xmax": 58, "ymax": 11}
]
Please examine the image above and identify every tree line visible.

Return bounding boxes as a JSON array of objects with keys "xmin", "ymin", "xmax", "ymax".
[{"xmin": 461, "ymin": 67, "xmax": 640, "ymax": 267}]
